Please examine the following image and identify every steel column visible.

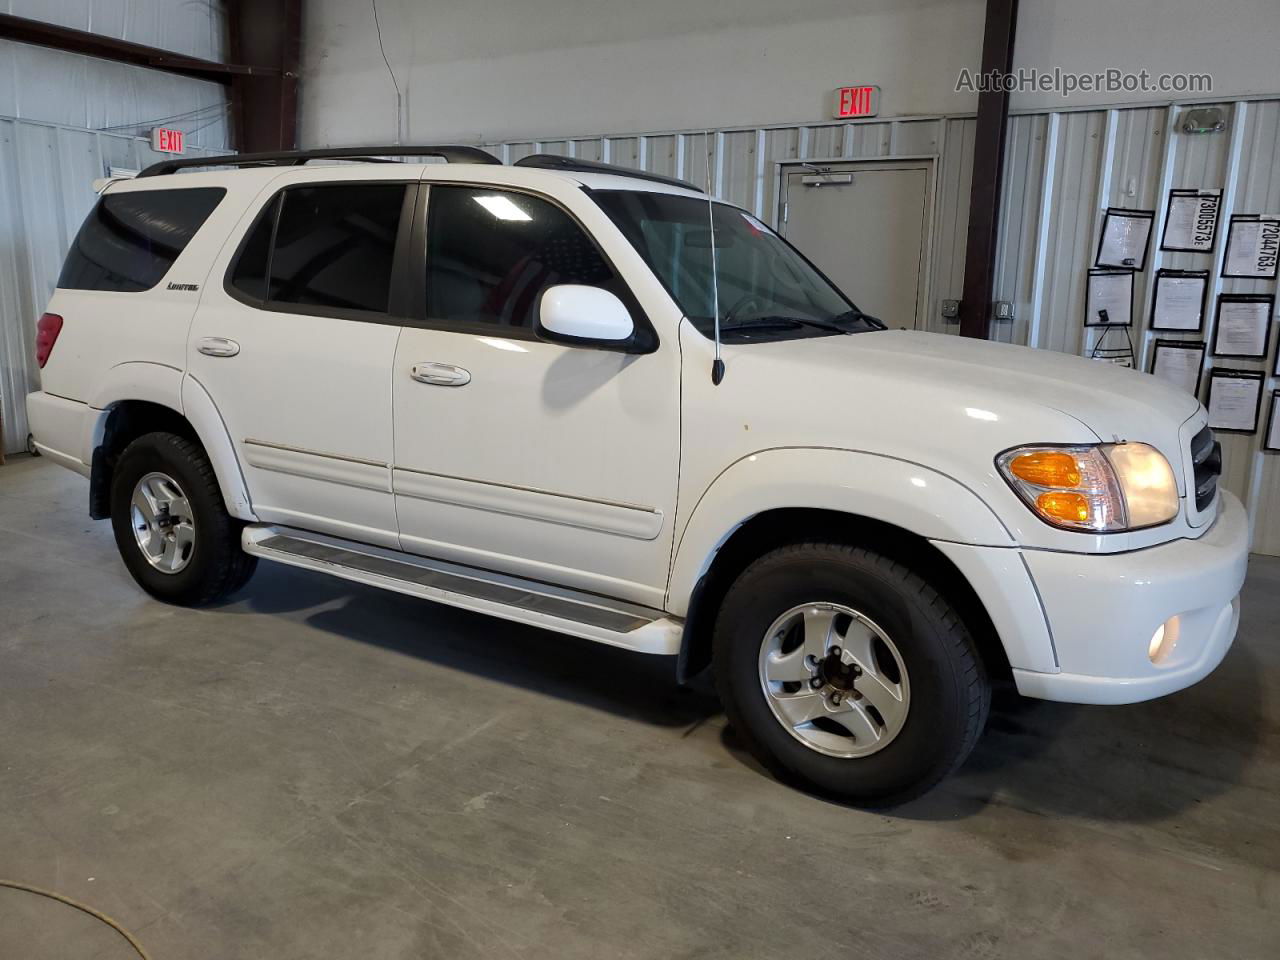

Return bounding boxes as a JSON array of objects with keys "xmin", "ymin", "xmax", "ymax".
[
  {"xmin": 958, "ymin": 0, "xmax": 1018, "ymax": 339},
  {"xmin": 228, "ymin": 0, "xmax": 303, "ymax": 152}
]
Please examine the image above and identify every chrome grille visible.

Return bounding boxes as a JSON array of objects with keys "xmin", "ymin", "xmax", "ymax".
[{"xmin": 1189, "ymin": 425, "xmax": 1221, "ymax": 513}]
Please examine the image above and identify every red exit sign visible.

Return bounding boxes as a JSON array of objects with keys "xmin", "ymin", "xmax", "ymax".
[
  {"xmin": 151, "ymin": 127, "xmax": 185, "ymax": 154},
  {"xmin": 832, "ymin": 85, "xmax": 880, "ymax": 119}
]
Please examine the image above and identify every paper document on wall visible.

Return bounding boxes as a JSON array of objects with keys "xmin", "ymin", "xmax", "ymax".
[
  {"xmin": 1215, "ymin": 298, "xmax": 1271, "ymax": 357},
  {"xmin": 1224, "ymin": 217, "xmax": 1280, "ymax": 278},
  {"xmin": 1162, "ymin": 191, "xmax": 1220, "ymax": 252},
  {"xmin": 1150, "ymin": 342, "xmax": 1203, "ymax": 395},
  {"xmin": 1096, "ymin": 209, "xmax": 1153, "ymax": 269},
  {"xmin": 1086, "ymin": 271, "xmax": 1132, "ymax": 326},
  {"xmin": 1207, "ymin": 374, "xmax": 1261, "ymax": 432},
  {"xmin": 1268, "ymin": 394, "xmax": 1280, "ymax": 452},
  {"xmin": 1152, "ymin": 273, "xmax": 1206, "ymax": 330}
]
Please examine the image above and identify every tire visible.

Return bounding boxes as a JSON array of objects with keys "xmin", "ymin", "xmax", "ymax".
[
  {"xmin": 109, "ymin": 431, "xmax": 257, "ymax": 606},
  {"xmin": 713, "ymin": 543, "xmax": 989, "ymax": 806}
]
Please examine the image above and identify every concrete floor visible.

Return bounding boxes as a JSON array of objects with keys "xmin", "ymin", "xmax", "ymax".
[{"xmin": 0, "ymin": 455, "xmax": 1277, "ymax": 959}]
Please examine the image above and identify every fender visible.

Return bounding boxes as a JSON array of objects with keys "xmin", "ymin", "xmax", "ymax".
[
  {"xmin": 86, "ymin": 362, "xmax": 185, "ymax": 463},
  {"xmin": 181, "ymin": 374, "xmax": 256, "ymax": 520},
  {"xmin": 84, "ymin": 362, "xmax": 256, "ymax": 522},
  {"xmin": 666, "ymin": 447, "xmax": 1017, "ymax": 616}
]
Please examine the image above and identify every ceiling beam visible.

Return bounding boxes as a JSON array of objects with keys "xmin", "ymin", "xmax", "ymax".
[{"xmin": 0, "ymin": 13, "xmax": 276, "ymax": 86}]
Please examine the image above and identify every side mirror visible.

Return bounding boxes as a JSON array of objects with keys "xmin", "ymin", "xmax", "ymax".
[{"xmin": 536, "ymin": 285, "xmax": 636, "ymax": 350}]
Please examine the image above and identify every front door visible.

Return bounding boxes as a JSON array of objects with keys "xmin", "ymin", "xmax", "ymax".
[
  {"xmin": 391, "ymin": 183, "xmax": 680, "ymax": 608},
  {"xmin": 780, "ymin": 161, "xmax": 931, "ymax": 330},
  {"xmin": 188, "ymin": 170, "xmax": 416, "ymax": 548}
]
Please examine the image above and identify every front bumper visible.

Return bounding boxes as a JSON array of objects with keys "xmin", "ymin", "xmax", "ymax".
[{"xmin": 1012, "ymin": 491, "xmax": 1249, "ymax": 704}]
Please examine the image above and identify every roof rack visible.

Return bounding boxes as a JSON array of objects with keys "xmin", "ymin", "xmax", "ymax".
[
  {"xmin": 513, "ymin": 154, "xmax": 703, "ymax": 193},
  {"xmin": 138, "ymin": 144, "xmax": 501, "ymax": 178}
]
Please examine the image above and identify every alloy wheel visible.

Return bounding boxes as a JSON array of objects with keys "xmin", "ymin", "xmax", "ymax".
[
  {"xmin": 758, "ymin": 602, "xmax": 911, "ymax": 758},
  {"xmin": 130, "ymin": 471, "xmax": 196, "ymax": 574}
]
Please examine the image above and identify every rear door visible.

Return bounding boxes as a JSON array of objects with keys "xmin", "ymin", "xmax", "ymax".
[
  {"xmin": 188, "ymin": 167, "xmax": 416, "ymax": 548},
  {"xmin": 390, "ymin": 181, "xmax": 681, "ymax": 608}
]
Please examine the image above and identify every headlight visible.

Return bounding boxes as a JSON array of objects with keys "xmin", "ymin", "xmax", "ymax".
[
  {"xmin": 997, "ymin": 443, "xmax": 1179, "ymax": 532},
  {"xmin": 1105, "ymin": 443, "xmax": 1182, "ymax": 527}
]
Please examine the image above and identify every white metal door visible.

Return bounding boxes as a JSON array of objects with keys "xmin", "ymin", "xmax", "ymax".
[
  {"xmin": 188, "ymin": 169, "xmax": 415, "ymax": 548},
  {"xmin": 780, "ymin": 162, "xmax": 932, "ymax": 330},
  {"xmin": 391, "ymin": 183, "xmax": 680, "ymax": 608},
  {"xmin": 391, "ymin": 330, "xmax": 680, "ymax": 606}
]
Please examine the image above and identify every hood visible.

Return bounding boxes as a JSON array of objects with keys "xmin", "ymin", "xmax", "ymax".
[
  {"xmin": 763, "ymin": 330, "xmax": 1201, "ymax": 439},
  {"xmin": 681, "ymin": 327, "xmax": 1205, "ymax": 547}
]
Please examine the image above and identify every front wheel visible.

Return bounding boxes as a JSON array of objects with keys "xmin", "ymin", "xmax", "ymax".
[
  {"xmin": 109, "ymin": 432, "xmax": 257, "ymax": 606},
  {"xmin": 713, "ymin": 543, "xmax": 989, "ymax": 806}
]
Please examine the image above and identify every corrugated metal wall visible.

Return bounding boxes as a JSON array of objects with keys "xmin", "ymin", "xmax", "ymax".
[
  {"xmin": 0, "ymin": 117, "xmax": 226, "ymax": 454},
  {"xmin": 483, "ymin": 116, "xmax": 978, "ymax": 338},
  {"xmin": 993, "ymin": 98, "xmax": 1280, "ymax": 554},
  {"xmin": 0, "ymin": 39, "xmax": 231, "ymax": 148},
  {"xmin": 0, "ymin": 1, "xmax": 231, "ymax": 455},
  {"xmin": 1, "ymin": 0, "xmax": 226, "ymax": 61},
  {"xmin": 0, "ymin": 0, "xmax": 229, "ymax": 145},
  {"xmin": 484, "ymin": 100, "xmax": 1280, "ymax": 555}
]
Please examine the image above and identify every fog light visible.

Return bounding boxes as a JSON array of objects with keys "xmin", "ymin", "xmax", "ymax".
[{"xmin": 1148, "ymin": 617, "xmax": 1179, "ymax": 663}]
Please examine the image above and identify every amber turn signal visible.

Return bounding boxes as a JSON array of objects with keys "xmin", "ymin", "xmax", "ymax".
[
  {"xmin": 1008, "ymin": 451, "xmax": 1082, "ymax": 488},
  {"xmin": 1035, "ymin": 491, "xmax": 1091, "ymax": 524},
  {"xmin": 998, "ymin": 444, "xmax": 1137, "ymax": 532}
]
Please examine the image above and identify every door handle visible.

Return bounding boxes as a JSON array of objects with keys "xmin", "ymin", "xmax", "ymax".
[
  {"xmin": 410, "ymin": 362, "xmax": 471, "ymax": 386},
  {"xmin": 197, "ymin": 337, "xmax": 240, "ymax": 358}
]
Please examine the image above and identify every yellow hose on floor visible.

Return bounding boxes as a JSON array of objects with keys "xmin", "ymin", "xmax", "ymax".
[{"xmin": 0, "ymin": 879, "xmax": 151, "ymax": 959}]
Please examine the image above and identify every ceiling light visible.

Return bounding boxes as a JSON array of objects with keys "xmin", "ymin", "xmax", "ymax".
[{"xmin": 473, "ymin": 195, "xmax": 532, "ymax": 221}]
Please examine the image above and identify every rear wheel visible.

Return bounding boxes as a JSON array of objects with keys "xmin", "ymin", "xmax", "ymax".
[
  {"xmin": 713, "ymin": 542, "xmax": 989, "ymax": 806},
  {"xmin": 109, "ymin": 432, "xmax": 256, "ymax": 605}
]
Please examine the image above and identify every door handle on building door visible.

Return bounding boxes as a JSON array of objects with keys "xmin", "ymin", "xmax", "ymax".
[
  {"xmin": 410, "ymin": 362, "xmax": 471, "ymax": 386},
  {"xmin": 197, "ymin": 337, "xmax": 240, "ymax": 358}
]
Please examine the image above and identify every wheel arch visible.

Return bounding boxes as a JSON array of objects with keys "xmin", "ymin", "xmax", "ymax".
[
  {"xmin": 669, "ymin": 448, "xmax": 1020, "ymax": 684},
  {"xmin": 88, "ymin": 380, "xmax": 254, "ymax": 522},
  {"xmin": 675, "ymin": 507, "xmax": 1013, "ymax": 686}
]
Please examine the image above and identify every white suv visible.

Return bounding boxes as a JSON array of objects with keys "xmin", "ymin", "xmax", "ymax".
[{"xmin": 26, "ymin": 145, "xmax": 1249, "ymax": 805}]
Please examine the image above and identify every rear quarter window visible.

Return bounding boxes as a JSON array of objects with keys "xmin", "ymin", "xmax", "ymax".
[{"xmin": 58, "ymin": 187, "xmax": 226, "ymax": 292}]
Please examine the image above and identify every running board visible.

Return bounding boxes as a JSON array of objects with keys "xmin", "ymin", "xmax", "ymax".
[{"xmin": 241, "ymin": 525, "xmax": 682, "ymax": 655}]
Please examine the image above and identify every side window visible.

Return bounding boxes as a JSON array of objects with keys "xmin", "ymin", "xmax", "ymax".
[
  {"xmin": 229, "ymin": 195, "xmax": 278, "ymax": 303},
  {"xmin": 235, "ymin": 183, "xmax": 406, "ymax": 315},
  {"xmin": 425, "ymin": 186, "xmax": 618, "ymax": 329},
  {"xmin": 58, "ymin": 187, "xmax": 225, "ymax": 292}
]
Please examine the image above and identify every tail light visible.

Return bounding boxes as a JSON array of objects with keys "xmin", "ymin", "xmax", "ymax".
[{"xmin": 35, "ymin": 313, "xmax": 63, "ymax": 368}]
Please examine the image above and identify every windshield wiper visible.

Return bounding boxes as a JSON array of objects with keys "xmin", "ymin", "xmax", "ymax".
[
  {"xmin": 723, "ymin": 315, "xmax": 853, "ymax": 335},
  {"xmin": 829, "ymin": 308, "xmax": 886, "ymax": 329}
]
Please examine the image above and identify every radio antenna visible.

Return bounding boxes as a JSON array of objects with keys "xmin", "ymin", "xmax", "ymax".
[{"xmin": 705, "ymin": 130, "xmax": 725, "ymax": 385}]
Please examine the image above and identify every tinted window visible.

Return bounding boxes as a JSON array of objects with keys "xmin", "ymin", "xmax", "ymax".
[
  {"xmin": 266, "ymin": 183, "xmax": 406, "ymax": 314},
  {"xmin": 593, "ymin": 190, "xmax": 864, "ymax": 342},
  {"xmin": 228, "ymin": 195, "xmax": 279, "ymax": 303},
  {"xmin": 426, "ymin": 186, "xmax": 617, "ymax": 329},
  {"xmin": 58, "ymin": 187, "xmax": 225, "ymax": 292}
]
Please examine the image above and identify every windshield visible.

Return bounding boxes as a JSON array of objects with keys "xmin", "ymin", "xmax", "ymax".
[{"xmin": 592, "ymin": 190, "xmax": 879, "ymax": 342}]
